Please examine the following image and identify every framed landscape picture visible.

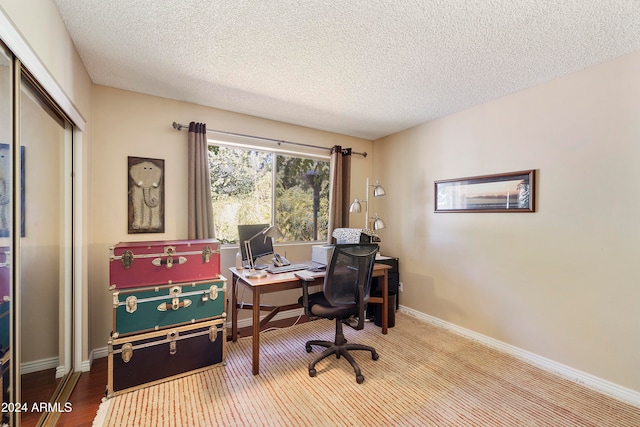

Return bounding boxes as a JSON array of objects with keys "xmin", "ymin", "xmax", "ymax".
[{"xmin": 435, "ymin": 170, "xmax": 535, "ymax": 213}]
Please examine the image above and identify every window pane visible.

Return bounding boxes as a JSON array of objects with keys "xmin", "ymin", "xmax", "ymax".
[
  {"xmin": 209, "ymin": 146, "xmax": 272, "ymax": 243},
  {"xmin": 208, "ymin": 143, "xmax": 330, "ymax": 244},
  {"xmin": 275, "ymin": 155, "xmax": 329, "ymax": 242}
]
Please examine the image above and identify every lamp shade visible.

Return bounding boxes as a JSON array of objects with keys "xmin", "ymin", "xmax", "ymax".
[
  {"xmin": 350, "ymin": 178, "xmax": 387, "ymax": 230},
  {"xmin": 372, "ymin": 215, "xmax": 386, "ymax": 230},
  {"xmin": 349, "ymin": 198, "xmax": 362, "ymax": 213},
  {"xmin": 373, "ymin": 181, "xmax": 386, "ymax": 197},
  {"xmin": 262, "ymin": 225, "xmax": 284, "ymax": 240}
]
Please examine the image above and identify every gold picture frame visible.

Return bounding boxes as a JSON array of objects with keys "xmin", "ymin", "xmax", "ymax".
[{"xmin": 127, "ymin": 156, "xmax": 165, "ymax": 233}]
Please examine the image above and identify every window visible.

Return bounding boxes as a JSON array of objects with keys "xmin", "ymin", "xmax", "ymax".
[{"xmin": 208, "ymin": 144, "xmax": 330, "ymax": 244}]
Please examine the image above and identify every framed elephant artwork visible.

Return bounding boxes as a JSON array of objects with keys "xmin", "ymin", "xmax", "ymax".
[{"xmin": 127, "ymin": 156, "xmax": 165, "ymax": 234}]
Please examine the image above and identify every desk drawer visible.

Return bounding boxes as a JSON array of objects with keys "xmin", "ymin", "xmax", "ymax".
[
  {"xmin": 112, "ymin": 278, "xmax": 226, "ymax": 337},
  {"xmin": 107, "ymin": 318, "xmax": 226, "ymax": 398}
]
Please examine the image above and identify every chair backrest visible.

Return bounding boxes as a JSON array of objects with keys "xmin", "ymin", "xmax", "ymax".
[{"xmin": 323, "ymin": 244, "xmax": 378, "ymax": 328}]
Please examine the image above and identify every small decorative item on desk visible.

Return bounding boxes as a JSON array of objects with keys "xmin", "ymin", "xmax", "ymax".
[{"xmin": 235, "ymin": 251, "xmax": 243, "ymax": 270}]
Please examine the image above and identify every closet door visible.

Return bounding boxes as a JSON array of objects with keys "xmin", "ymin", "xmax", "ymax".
[
  {"xmin": 0, "ymin": 42, "xmax": 13, "ymax": 426},
  {"xmin": 18, "ymin": 74, "xmax": 74, "ymax": 426}
]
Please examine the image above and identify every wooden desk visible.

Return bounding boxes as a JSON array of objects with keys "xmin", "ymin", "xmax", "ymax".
[{"xmin": 228, "ymin": 263, "xmax": 391, "ymax": 375}]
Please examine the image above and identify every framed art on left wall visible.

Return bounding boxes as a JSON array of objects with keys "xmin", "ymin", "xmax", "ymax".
[{"xmin": 128, "ymin": 156, "xmax": 165, "ymax": 233}]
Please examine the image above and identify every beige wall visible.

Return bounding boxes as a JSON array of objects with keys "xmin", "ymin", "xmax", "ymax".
[
  {"xmin": 1, "ymin": 0, "xmax": 92, "ymax": 116},
  {"xmin": 374, "ymin": 51, "xmax": 640, "ymax": 392},
  {"xmin": 89, "ymin": 86, "xmax": 373, "ymax": 351},
  {"xmin": 5, "ymin": 0, "xmax": 640, "ymax": 396},
  {"xmin": 1, "ymin": 0, "xmax": 93, "ymax": 366}
]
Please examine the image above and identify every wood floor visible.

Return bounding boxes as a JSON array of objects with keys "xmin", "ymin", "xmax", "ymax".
[
  {"xmin": 53, "ymin": 357, "xmax": 108, "ymax": 427},
  {"xmin": 20, "ymin": 369, "xmax": 63, "ymax": 426},
  {"xmin": 30, "ymin": 318, "xmax": 307, "ymax": 426}
]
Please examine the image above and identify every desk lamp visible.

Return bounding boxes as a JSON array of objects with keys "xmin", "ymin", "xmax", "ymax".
[
  {"xmin": 349, "ymin": 178, "xmax": 386, "ymax": 230},
  {"xmin": 244, "ymin": 225, "xmax": 285, "ymax": 279}
]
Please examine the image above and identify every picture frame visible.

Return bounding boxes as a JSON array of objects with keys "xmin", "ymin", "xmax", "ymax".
[
  {"xmin": 127, "ymin": 156, "xmax": 165, "ymax": 233},
  {"xmin": 0, "ymin": 144, "xmax": 25, "ymax": 237},
  {"xmin": 435, "ymin": 170, "xmax": 536, "ymax": 213}
]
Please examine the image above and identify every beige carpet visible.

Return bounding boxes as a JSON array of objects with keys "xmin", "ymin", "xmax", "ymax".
[{"xmin": 97, "ymin": 312, "xmax": 640, "ymax": 426}]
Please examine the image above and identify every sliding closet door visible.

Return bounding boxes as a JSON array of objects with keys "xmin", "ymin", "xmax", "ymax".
[
  {"xmin": 18, "ymin": 74, "xmax": 74, "ymax": 426},
  {"xmin": 0, "ymin": 42, "xmax": 13, "ymax": 426}
]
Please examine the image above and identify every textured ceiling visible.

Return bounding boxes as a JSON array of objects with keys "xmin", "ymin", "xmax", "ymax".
[{"xmin": 53, "ymin": 0, "xmax": 640, "ymax": 140}]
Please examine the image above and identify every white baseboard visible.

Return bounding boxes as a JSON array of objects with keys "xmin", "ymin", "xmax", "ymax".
[
  {"xmin": 399, "ymin": 306, "xmax": 640, "ymax": 408},
  {"xmin": 92, "ymin": 346, "xmax": 108, "ymax": 360},
  {"xmin": 81, "ymin": 347, "xmax": 106, "ymax": 372},
  {"xmin": 81, "ymin": 359, "xmax": 92, "ymax": 372},
  {"xmin": 55, "ymin": 365, "xmax": 66, "ymax": 378},
  {"xmin": 88, "ymin": 306, "xmax": 640, "ymax": 408},
  {"xmin": 21, "ymin": 356, "xmax": 58, "ymax": 375}
]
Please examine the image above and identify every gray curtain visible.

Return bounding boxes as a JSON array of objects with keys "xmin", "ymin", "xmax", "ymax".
[
  {"xmin": 187, "ymin": 122, "xmax": 215, "ymax": 239},
  {"xmin": 327, "ymin": 146, "xmax": 351, "ymax": 243}
]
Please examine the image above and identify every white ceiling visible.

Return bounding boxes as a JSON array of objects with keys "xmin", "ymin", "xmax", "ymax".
[{"xmin": 52, "ymin": 1, "xmax": 640, "ymax": 140}]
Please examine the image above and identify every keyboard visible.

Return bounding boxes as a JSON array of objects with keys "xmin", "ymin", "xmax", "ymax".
[{"xmin": 266, "ymin": 263, "xmax": 310, "ymax": 274}]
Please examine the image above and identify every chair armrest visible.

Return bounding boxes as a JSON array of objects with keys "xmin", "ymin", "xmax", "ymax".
[
  {"xmin": 295, "ymin": 271, "xmax": 315, "ymax": 317},
  {"xmin": 354, "ymin": 282, "xmax": 366, "ymax": 330},
  {"xmin": 295, "ymin": 270, "xmax": 316, "ymax": 281}
]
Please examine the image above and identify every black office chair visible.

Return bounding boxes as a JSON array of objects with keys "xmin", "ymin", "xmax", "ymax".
[{"xmin": 297, "ymin": 244, "xmax": 379, "ymax": 384}]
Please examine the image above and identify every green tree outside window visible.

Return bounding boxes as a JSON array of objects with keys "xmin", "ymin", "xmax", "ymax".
[{"xmin": 209, "ymin": 145, "xmax": 329, "ymax": 244}]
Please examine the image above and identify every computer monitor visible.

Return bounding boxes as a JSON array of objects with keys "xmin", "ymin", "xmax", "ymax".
[{"xmin": 238, "ymin": 223, "xmax": 274, "ymax": 263}]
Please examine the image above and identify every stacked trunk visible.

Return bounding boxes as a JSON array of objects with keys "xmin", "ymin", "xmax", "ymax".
[{"xmin": 107, "ymin": 239, "xmax": 225, "ymax": 397}]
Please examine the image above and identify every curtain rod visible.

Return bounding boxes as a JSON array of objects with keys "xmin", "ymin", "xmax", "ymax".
[{"xmin": 172, "ymin": 122, "xmax": 367, "ymax": 158}]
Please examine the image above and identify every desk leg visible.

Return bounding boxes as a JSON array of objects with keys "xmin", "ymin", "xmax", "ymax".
[
  {"xmin": 231, "ymin": 274, "xmax": 239, "ymax": 343},
  {"xmin": 252, "ymin": 287, "xmax": 261, "ymax": 375},
  {"xmin": 382, "ymin": 270, "xmax": 389, "ymax": 335}
]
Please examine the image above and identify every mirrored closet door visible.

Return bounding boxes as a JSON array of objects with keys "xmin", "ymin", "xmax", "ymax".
[
  {"xmin": 0, "ymin": 39, "xmax": 77, "ymax": 426},
  {"xmin": 18, "ymin": 72, "xmax": 75, "ymax": 426},
  {"xmin": 0, "ymin": 39, "xmax": 13, "ymax": 427}
]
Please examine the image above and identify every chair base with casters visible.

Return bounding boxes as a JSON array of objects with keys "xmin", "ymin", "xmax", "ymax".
[
  {"xmin": 297, "ymin": 244, "xmax": 380, "ymax": 384},
  {"xmin": 305, "ymin": 316, "xmax": 379, "ymax": 384}
]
